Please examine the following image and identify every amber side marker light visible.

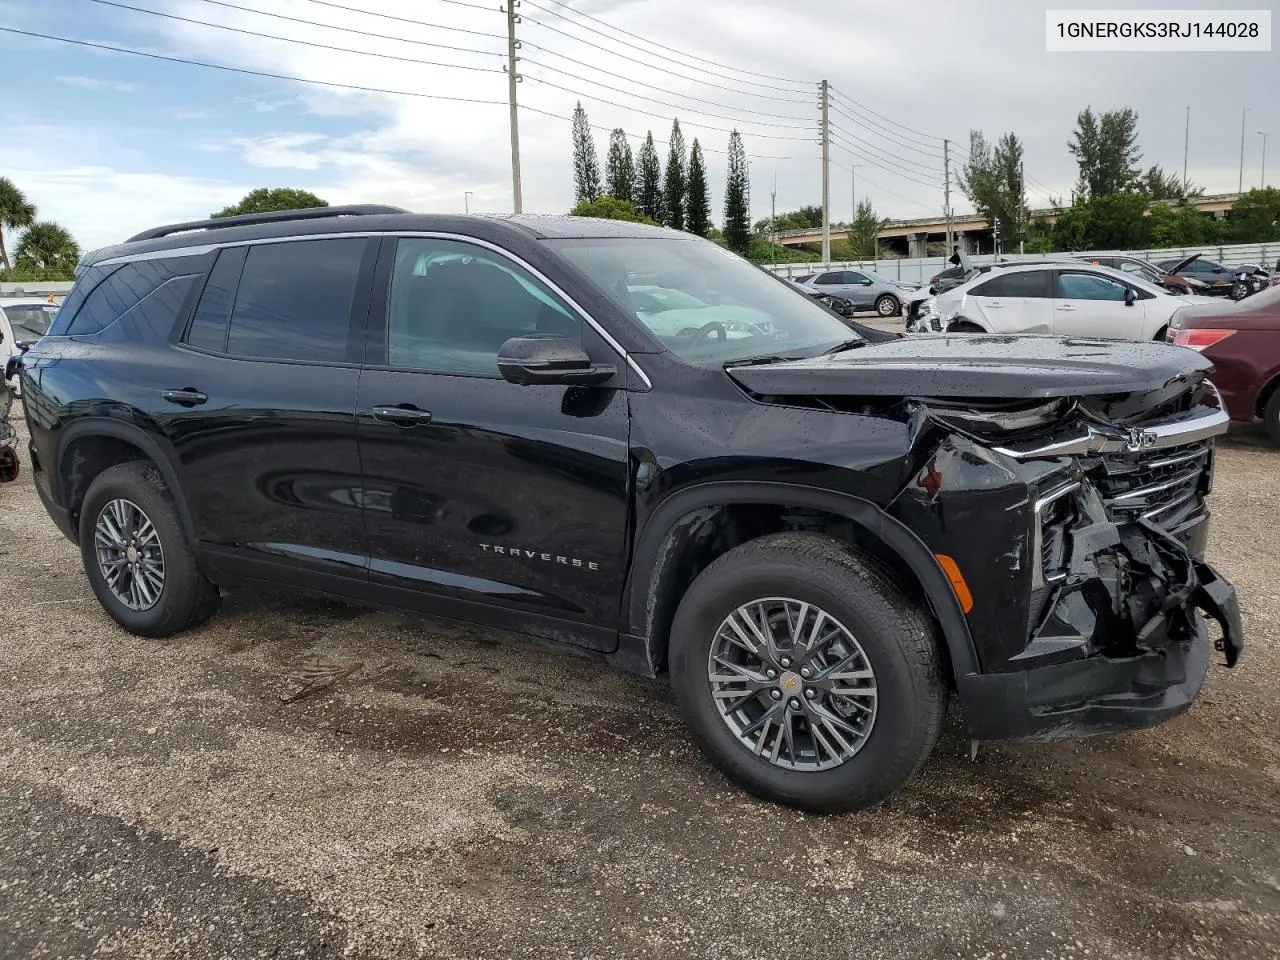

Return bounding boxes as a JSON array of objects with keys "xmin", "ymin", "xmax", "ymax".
[
  {"xmin": 1171, "ymin": 328, "xmax": 1236, "ymax": 351},
  {"xmin": 935, "ymin": 554, "xmax": 973, "ymax": 614}
]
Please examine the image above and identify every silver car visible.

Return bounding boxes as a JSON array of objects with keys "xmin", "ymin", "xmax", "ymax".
[{"xmin": 800, "ymin": 268, "xmax": 919, "ymax": 317}]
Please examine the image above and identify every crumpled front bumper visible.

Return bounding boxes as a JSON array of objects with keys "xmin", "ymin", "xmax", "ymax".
[{"xmin": 956, "ymin": 503, "xmax": 1243, "ymax": 741}]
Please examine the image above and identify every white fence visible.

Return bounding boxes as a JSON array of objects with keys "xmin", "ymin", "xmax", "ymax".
[
  {"xmin": 761, "ymin": 242, "xmax": 1279, "ymax": 286},
  {"xmin": 1, "ymin": 281, "xmax": 72, "ymax": 300}
]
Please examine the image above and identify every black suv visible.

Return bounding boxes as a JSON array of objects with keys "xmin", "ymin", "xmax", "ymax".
[{"xmin": 18, "ymin": 207, "xmax": 1243, "ymax": 812}]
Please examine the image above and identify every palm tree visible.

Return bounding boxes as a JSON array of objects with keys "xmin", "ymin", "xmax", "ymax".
[
  {"xmin": 15, "ymin": 222, "xmax": 80, "ymax": 277},
  {"xmin": 0, "ymin": 177, "xmax": 37, "ymax": 276}
]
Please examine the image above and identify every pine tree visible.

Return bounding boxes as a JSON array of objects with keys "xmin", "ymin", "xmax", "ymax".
[
  {"xmin": 571, "ymin": 102, "xmax": 602, "ymax": 205},
  {"xmin": 605, "ymin": 129, "xmax": 635, "ymax": 205},
  {"xmin": 685, "ymin": 139, "xmax": 711, "ymax": 236},
  {"xmin": 635, "ymin": 131, "xmax": 665, "ymax": 224},
  {"xmin": 663, "ymin": 119, "xmax": 687, "ymax": 230},
  {"xmin": 723, "ymin": 130, "xmax": 750, "ymax": 254}
]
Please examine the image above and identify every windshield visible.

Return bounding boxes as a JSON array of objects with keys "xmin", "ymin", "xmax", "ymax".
[
  {"xmin": 549, "ymin": 237, "xmax": 861, "ymax": 363},
  {"xmin": 3, "ymin": 303, "xmax": 58, "ymax": 340}
]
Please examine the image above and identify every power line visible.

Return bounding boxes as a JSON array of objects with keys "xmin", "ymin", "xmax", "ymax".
[
  {"xmin": 828, "ymin": 134, "xmax": 944, "ymax": 189},
  {"xmin": 827, "ymin": 99, "xmax": 946, "ymax": 160},
  {"xmin": 521, "ymin": 49, "xmax": 815, "ymax": 124},
  {"xmin": 520, "ymin": 12, "xmax": 812, "ymax": 100},
  {"xmin": 828, "ymin": 87, "xmax": 945, "ymax": 145},
  {"xmin": 187, "ymin": 0, "xmax": 504, "ymax": 45},
  {"xmin": 828, "ymin": 120, "xmax": 944, "ymax": 178},
  {"xmin": 524, "ymin": 56, "xmax": 814, "ymax": 129},
  {"xmin": 831, "ymin": 159, "xmax": 935, "ymax": 212},
  {"xmin": 522, "ymin": 0, "xmax": 810, "ymax": 88},
  {"xmin": 526, "ymin": 76, "xmax": 815, "ymax": 141},
  {"xmin": 0, "ymin": 25, "xmax": 507, "ymax": 104},
  {"xmin": 87, "ymin": 0, "xmax": 504, "ymax": 70}
]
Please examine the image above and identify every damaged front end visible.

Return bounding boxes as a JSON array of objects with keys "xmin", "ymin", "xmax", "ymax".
[{"xmin": 894, "ymin": 383, "xmax": 1243, "ymax": 741}]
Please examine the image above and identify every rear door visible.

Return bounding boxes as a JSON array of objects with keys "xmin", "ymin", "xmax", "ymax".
[
  {"xmin": 353, "ymin": 236, "xmax": 631, "ymax": 651},
  {"xmin": 1053, "ymin": 270, "xmax": 1145, "ymax": 339},
  {"xmin": 963, "ymin": 269, "xmax": 1054, "ymax": 333},
  {"xmin": 157, "ymin": 237, "xmax": 376, "ymax": 585}
]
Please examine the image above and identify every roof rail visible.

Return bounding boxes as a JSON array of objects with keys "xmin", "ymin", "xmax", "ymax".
[{"xmin": 126, "ymin": 204, "xmax": 411, "ymax": 243}]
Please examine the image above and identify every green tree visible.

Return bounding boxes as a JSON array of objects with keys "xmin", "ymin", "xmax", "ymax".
[
  {"xmin": 958, "ymin": 130, "xmax": 1027, "ymax": 252},
  {"xmin": 635, "ymin": 132, "xmax": 664, "ymax": 224},
  {"xmin": 753, "ymin": 210, "xmax": 815, "ymax": 237},
  {"xmin": 1085, "ymin": 192, "xmax": 1149, "ymax": 249},
  {"xmin": 605, "ymin": 128, "xmax": 634, "ymax": 205},
  {"xmin": 847, "ymin": 199, "xmax": 886, "ymax": 258},
  {"xmin": 723, "ymin": 130, "xmax": 751, "ymax": 255},
  {"xmin": 14, "ymin": 221, "xmax": 80, "ymax": 277},
  {"xmin": 1146, "ymin": 202, "xmax": 1222, "ymax": 247},
  {"xmin": 685, "ymin": 139, "xmax": 711, "ymax": 236},
  {"xmin": 1226, "ymin": 187, "xmax": 1280, "ymax": 243},
  {"xmin": 1051, "ymin": 202, "xmax": 1093, "ymax": 251},
  {"xmin": 571, "ymin": 102, "xmax": 602, "ymax": 205},
  {"xmin": 1138, "ymin": 164, "xmax": 1202, "ymax": 203},
  {"xmin": 663, "ymin": 119, "xmax": 687, "ymax": 230},
  {"xmin": 569, "ymin": 196, "xmax": 656, "ymax": 224},
  {"xmin": 0, "ymin": 177, "xmax": 37, "ymax": 275},
  {"xmin": 1067, "ymin": 107, "xmax": 1142, "ymax": 200},
  {"xmin": 212, "ymin": 187, "xmax": 328, "ymax": 218}
]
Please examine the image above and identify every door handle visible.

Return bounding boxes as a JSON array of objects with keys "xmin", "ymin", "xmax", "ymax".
[
  {"xmin": 372, "ymin": 404, "xmax": 433, "ymax": 427},
  {"xmin": 1056, "ymin": 304, "xmax": 1075, "ymax": 311},
  {"xmin": 986, "ymin": 300, "xmax": 1004, "ymax": 308},
  {"xmin": 162, "ymin": 388, "xmax": 208, "ymax": 406}
]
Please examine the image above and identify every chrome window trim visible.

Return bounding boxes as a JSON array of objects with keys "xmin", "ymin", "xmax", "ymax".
[
  {"xmin": 1030, "ymin": 480, "xmax": 1081, "ymax": 591},
  {"xmin": 93, "ymin": 230, "xmax": 653, "ymax": 389}
]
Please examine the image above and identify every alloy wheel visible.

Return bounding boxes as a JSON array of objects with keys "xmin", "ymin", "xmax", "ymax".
[
  {"xmin": 94, "ymin": 498, "xmax": 166, "ymax": 611},
  {"xmin": 877, "ymin": 297, "xmax": 897, "ymax": 316},
  {"xmin": 707, "ymin": 598, "xmax": 878, "ymax": 770}
]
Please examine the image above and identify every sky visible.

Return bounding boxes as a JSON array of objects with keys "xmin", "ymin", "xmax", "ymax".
[{"xmin": 0, "ymin": 0, "xmax": 1276, "ymax": 252}]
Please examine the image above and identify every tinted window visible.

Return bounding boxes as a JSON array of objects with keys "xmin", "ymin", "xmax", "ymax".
[
  {"xmin": 185, "ymin": 247, "xmax": 246, "ymax": 352},
  {"xmin": 972, "ymin": 271, "xmax": 1051, "ymax": 298},
  {"xmin": 3, "ymin": 304, "xmax": 58, "ymax": 340},
  {"xmin": 813, "ymin": 272, "xmax": 842, "ymax": 285},
  {"xmin": 1058, "ymin": 273, "xmax": 1127, "ymax": 301},
  {"xmin": 385, "ymin": 238, "xmax": 579, "ymax": 375},
  {"xmin": 226, "ymin": 239, "xmax": 366, "ymax": 363},
  {"xmin": 66, "ymin": 259, "xmax": 191, "ymax": 336},
  {"xmin": 844, "ymin": 272, "xmax": 869, "ymax": 284}
]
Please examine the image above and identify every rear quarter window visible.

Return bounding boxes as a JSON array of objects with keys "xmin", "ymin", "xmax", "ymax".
[{"xmin": 62, "ymin": 257, "xmax": 203, "ymax": 336}]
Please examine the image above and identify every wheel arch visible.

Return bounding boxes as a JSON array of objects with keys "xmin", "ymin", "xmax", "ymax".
[
  {"xmin": 56, "ymin": 419, "xmax": 197, "ymax": 542},
  {"xmin": 617, "ymin": 481, "xmax": 978, "ymax": 683},
  {"xmin": 1255, "ymin": 369, "xmax": 1280, "ymax": 419}
]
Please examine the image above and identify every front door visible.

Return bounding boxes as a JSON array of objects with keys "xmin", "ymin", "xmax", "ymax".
[
  {"xmin": 1053, "ymin": 270, "xmax": 1146, "ymax": 339},
  {"xmin": 355, "ymin": 236, "xmax": 631, "ymax": 651},
  {"xmin": 156, "ymin": 238, "xmax": 375, "ymax": 584},
  {"xmin": 964, "ymin": 268, "xmax": 1055, "ymax": 333}
]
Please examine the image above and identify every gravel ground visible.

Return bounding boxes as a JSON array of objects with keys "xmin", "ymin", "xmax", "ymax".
[{"xmin": 1, "ymin": 402, "xmax": 1278, "ymax": 960}]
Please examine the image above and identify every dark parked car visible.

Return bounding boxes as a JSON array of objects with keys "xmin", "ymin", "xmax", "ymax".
[
  {"xmin": 1076, "ymin": 255, "xmax": 1205, "ymax": 294},
  {"xmin": 18, "ymin": 207, "xmax": 1242, "ymax": 812},
  {"xmin": 1168, "ymin": 284, "xmax": 1280, "ymax": 442},
  {"xmin": 1157, "ymin": 255, "xmax": 1249, "ymax": 298}
]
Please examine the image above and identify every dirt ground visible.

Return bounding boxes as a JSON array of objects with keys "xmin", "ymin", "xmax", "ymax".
[{"xmin": 1, "ymin": 402, "xmax": 1277, "ymax": 960}]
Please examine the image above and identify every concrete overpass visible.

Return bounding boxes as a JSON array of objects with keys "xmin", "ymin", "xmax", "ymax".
[{"xmin": 776, "ymin": 193, "xmax": 1243, "ymax": 257}]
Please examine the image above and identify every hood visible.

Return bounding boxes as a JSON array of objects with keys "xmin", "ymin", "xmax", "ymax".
[
  {"xmin": 1168, "ymin": 253, "xmax": 1202, "ymax": 274},
  {"xmin": 725, "ymin": 334, "xmax": 1213, "ymax": 400}
]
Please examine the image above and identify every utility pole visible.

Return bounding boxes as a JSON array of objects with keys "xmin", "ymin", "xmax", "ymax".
[
  {"xmin": 1183, "ymin": 106, "xmax": 1190, "ymax": 195},
  {"xmin": 770, "ymin": 172, "xmax": 777, "ymax": 269},
  {"xmin": 1262, "ymin": 132, "xmax": 1270, "ymax": 188},
  {"xmin": 943, "ymin": 138, "xmax": 953, "ymax": 256},
  {"xmin": 819, "ymin": 80, "xmax": 831, "ymax": 264},
  {"xmin": 464, "ymin": 191, "xmax": 474, "ymax": 214},
  {"xmin": 1019, "ymin": 159, "xmax": 1025, "ymax": 255},
  {"xmin": 1238, "ymin": 106, "xmax": 1249, "ymax": 194},
  {"xmin": 504, "ymin": 0, "xmax": 523, "ymax": 213}
]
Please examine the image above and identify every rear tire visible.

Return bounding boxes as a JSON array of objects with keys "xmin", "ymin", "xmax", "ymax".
[
  {"xmin": 79, "ymin": 461, "xmax": 221, "ymax": 637},
  {"xmin": 1264, "ymin": 389, "xmax": 1280, "ymax": 446},
  {"xmin": 875, "ymin": 294, "xmax": 900, "ymax": 317},
  {"xmin": 947, "ymin": 320, "xmax": 985, "ymax": 333},
  {"xmin": 668, "ymin": 533, "xmax": 946, "ymax": 813}
]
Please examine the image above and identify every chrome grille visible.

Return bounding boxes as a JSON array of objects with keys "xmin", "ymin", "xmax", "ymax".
[{"xmin": 1093, "ymin": 442, "xmax": 1211, "ymax": 531}]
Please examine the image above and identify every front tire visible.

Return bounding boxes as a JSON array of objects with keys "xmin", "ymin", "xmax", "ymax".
[
  {"xmin": 668, "ymin": 534, "xmax": 946, "ymax": 813},
  {"xmin": 947, "ymin": 320, "xmax": 985, "ymax": 333},
  {"xmin": 79, "ymin": 461, "xmax": 220, "ymax": 637},
  {"xmin": 1264, "ymin": 389, "xmax": 1280, "ymax": 446},
  {"xmin": 875, "ymin": 294, "xmax": 900, "ymax": 317}
]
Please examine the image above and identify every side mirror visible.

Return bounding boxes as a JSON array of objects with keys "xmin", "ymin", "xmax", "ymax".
[
  {"xmin": 1124, "ymin": 287, "xmax": 1137, "ymax": 307},
  {"xmin": 497, "ymin": 336, "xmax": 617, "ymax": 387}
]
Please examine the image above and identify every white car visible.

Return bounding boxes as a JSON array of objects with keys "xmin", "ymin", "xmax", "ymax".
[
  {"xmin": 2, "ymin": 297, "xmax": 60, "ymax": 392},
  {"xmin": 911, "ymin": 263, "xmax": 1218, "ymax": 341}
]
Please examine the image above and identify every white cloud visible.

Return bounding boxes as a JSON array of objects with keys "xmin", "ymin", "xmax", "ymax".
[{"xmin": 54, "ymin": 75, "xmax": 140, "ymax": 93}]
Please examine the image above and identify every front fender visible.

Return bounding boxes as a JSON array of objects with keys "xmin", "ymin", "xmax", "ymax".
[{"xmin": 614, "ymin": 480, "xmax": 979, "ymax": 681}]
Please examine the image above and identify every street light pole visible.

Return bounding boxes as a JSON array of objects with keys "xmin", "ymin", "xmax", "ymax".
[
  {"xmin": 464, "ymin": 191, "xmax": 474, "ymax": 214},
  {"xmin": 1261, "ymin": 132, "xmax": 1270, "ymax": 189},
  {"xmin": 1238, "ymin": 106, "xmax": 1249, "ymax": 193}
]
